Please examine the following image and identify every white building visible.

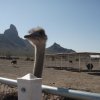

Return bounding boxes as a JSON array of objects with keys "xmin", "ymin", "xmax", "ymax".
[{"xmin": 44, "ymin": 52, "xmax": 100, "ymax": 71}]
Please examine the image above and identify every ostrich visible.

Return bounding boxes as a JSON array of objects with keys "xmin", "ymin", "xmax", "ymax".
[
  {"xmin": 11, "ymin": 59, "xmax": 17, "ymax": 68},
  {"xmin": 24, "ymin": 27, "xmax": 47, "ymax": 78},
  {"xmin": 86, "ymin": 63, "xmax": 93, "ymax": 72},
  {"xmin": 11, "ymin": 60, "xmax": 17, "ymax": 65}
]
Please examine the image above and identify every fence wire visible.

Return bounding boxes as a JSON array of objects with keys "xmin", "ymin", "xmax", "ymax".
[{"xmin": 0, "ymin": 83, "xmax": 76, "ymax": 100}]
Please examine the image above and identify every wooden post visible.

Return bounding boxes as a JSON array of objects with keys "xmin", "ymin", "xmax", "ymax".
[
  {"xmin": 60, "ymin": 56, "xmax": 62, "ymax": 68},
  {"xmin": 99, "ymin": 55, "xmax": 100, "ymax": 68},
  {"xmin": 18, "ymin": 73, "xmax": 42, "ymax": 100},
  {"xmin": 68, "ymin": 54, "xmax": 69, "ymax": 67},
  {"xmin": 55, "ymin": 56, "xmax": 57, "ymax": 67},
  {"xmin": 90, "ymin": 55, "xmax": 92, "ymax": 71},
  {"xmin": 79, "ymin": 54, "xmax": 81, "ymax": 72}
]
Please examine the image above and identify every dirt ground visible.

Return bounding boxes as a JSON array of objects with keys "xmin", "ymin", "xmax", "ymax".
[{"xmin": 0, "ymin": 59, "xmax": 100, "ymax": 93}]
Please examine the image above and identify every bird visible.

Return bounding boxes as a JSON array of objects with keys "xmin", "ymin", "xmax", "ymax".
[
  {"xmin": 11, "ymin": 59, "xmax": 17, "ymax": 65},
  {"xmin": 11, "ymin": 59, "xmax": 17, "ymax": 68},
  {"xmin": 24, "ymin": 27, "xmax": 47, "ymax": 78}
]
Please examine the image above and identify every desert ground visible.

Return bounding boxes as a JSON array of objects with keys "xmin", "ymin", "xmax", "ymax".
[{"xmin": 0, "ymin": 58, "xmax": 100, "ymax": 94}]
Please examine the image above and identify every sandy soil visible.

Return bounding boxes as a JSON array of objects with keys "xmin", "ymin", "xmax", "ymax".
[{"xmin": 0, "ymin": 59, "xmax": 100, "ymax": 93}]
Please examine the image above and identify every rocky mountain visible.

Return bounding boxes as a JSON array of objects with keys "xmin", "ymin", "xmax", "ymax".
[
  {"xmin": 0, "ymin": 24, "xmax": 34, "ymax": 56},
  {"xmin": 46, "ymin": 43, "xmax": 76, "ymax": 54},
  {"xmin": 0, "ymin": 24, "xmax": 76, "ymax": 56}
]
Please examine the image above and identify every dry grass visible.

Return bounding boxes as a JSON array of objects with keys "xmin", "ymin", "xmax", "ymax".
[{"xmin": 0, "ymin": 59, "xmax": 100, "ymax": 93}]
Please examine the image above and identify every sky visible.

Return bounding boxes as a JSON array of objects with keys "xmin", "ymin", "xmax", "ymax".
[{"xmin": 0, "ymin": 0, "xmax": 100, "ymax": 52}]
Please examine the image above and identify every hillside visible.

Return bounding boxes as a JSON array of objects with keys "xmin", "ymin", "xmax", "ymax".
[
  {"xmin": 46, "ymin": 42, "xmax": 76, "ymax": 54},
  {"xmin": 0, "ymin": 24, "xmax": 34, "ymax": 56},
  {"xmin": 0, "ymin": 24, "xmax": 76, "ymax": 56}
]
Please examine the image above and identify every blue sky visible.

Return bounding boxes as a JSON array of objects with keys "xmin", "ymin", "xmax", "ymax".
[{"xmin": 0, "ymin": 0, "xmax": 100, "ymax": 52}]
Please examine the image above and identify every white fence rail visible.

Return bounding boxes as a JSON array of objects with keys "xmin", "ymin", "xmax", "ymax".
[{"xmin": 0, "ymin": 76, "xmax": 100, "ymax": 100}]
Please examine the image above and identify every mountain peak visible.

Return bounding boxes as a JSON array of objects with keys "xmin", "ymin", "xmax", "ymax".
[
  {"xmin": 10, "ymin": 24, "xmax": 17, "ymax": 30},
  {"xmin": 0, "ymin": 24, "xmax": 34, "ymax": 56},
  {"xmin": 4, "ymin": 24, "xmax": 18, "ymax": 37},
  {"xmin": 53, "ymin": 42, "xmax": 60, "ymax": 46},
  {"xmin": 46, "ymin": 42, "xmax": 76, "ymax": 54},
  {"xmin": 52, "ymin": 42, "xmax": 61, "ymax": 48}
]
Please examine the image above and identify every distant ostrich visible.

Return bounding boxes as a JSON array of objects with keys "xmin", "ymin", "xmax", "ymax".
[
  {"xmin": 11, "ymin": 59, "xmax": 17, "ymax": 65},
  {"xmin": 24, "ymin": 27, "xmax": 47, "ymax": 78},
  {"xmin": 11, "ymin": 59, "xmax": 17, "ymax": 68},
  {"xmin": 86, "ymin": 63, "xmax": 93, "ymax": 71}
]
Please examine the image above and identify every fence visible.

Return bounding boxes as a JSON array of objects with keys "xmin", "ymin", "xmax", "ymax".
[{"xmin": 0, "ymin": 74, "xmax": 100, "ymax": 100}]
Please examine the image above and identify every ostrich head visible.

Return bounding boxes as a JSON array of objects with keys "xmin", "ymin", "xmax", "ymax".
[
  {"xmin": 24, "ymin": 27, "xmax": 47, "ymax": 78},
  {"xmin": 24, "ymin": 27, "xmax": 47, "ymax": 47}
]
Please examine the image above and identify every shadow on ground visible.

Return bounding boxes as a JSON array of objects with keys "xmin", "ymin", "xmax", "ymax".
[
  {"xmin": 88, "ymin": 72, "xmax": 100, "ymax": 76},
  {"xmin": 46, "ymin": 66, "xmax": 100, "ymax": 76}
]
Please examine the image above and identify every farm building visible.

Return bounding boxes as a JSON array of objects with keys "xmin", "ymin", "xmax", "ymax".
[{"xmin": 44, "ymin": 52, "xmax": 100, "ymax": 71}]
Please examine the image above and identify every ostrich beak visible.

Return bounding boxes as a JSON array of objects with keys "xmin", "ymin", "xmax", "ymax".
[{"xmin": 24, "ymin": 34, "xmax": 30, "ymax": 38}]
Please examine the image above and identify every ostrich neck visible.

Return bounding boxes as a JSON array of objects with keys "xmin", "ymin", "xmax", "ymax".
[{"xmin": 33, "ymin": 44, "xmax": 46, "ymax": 78}]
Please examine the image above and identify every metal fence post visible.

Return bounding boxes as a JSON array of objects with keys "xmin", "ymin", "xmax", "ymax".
[{"xmin": 17, "ymin": 73, "xmax": 42, "ymax": 100}]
